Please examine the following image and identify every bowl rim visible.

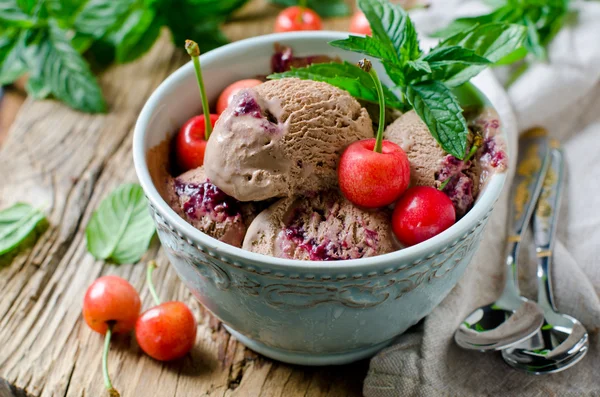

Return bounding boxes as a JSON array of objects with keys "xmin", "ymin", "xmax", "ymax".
[{"xmin": 133, "ymin": 30, "xmax": 507, "ymax": 272}]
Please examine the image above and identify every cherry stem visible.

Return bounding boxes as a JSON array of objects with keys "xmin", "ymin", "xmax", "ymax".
[
  {"xmin": 296, "ymin": 0, "xmax": 307, "ymax": 24},
  {"xmin": 463, "ymin": 135, "xmax": 483, "ymax": 162},
  {"xmin": 185, "ymin": 40, "xmax": 212, "ymax": 141},
  {"xmin": 358, "ymin": 59, "xmax": 385, "ymax": 153},
  {"xmin": 102, "ymin": 322, "xmax": 120, "ymax": 397},
  {"xmin": 147, "ymin": 260, "xmax": 161, "ymax": 306}
]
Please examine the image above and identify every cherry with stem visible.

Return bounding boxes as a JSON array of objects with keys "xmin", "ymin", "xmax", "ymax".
[
  {"xmin": 136, "ymin": 261, "xmax": 197, "ymax": 362},
  {"xmin": 337, "ymin": 58, "xmax": 410, "ymax": 208}
]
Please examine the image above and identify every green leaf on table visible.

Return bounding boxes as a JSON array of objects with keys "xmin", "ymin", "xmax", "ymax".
[
  {"xmin": 405, "ymin": 80, "xmax": 468, "ymax": 159},
  {"xmin": 74, "ymin": 0, "xmax": 136, "ymax": 39},
  {"xmin": 86, "ymin": 183, "xmax": 155, "ymax": 265},
  {"xmin": 268, "ymin": 0, "xmax": 350, "ymax": 17},
  {"xmin": 42, "ymin": 20, "xmax": 106, "ymax": 112},
  {"xmin": 0, "ymin": 202, "xmax": 48, "ymax": 261},
  {"xmin": 268, "ymin": 61, "xmax": 406, "ymax": 110},
  {"xmin": 357, "ymin": 0, "xmax": 420, "ymax": 64},
  {"xmin": 113, "ymin": 7, "xmax": 162, "ymax": 63},
  {"xmin": 0, "ymin": 0, "xmax": 37, "ymax": 27},
  {"xmin": 433, "ymin": 23, "xmax": 526, "ymax": 87}
]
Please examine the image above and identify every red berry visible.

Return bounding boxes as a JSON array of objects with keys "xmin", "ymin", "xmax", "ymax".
[
  {"xmin": 175, "ymin": 114, "xmax": 219, "ymax": 171},
  {"xmin": 135, "ymin": 301, "xmax": 197, "ymax": 361},
  {"xmin": 349, "ymin": 11, "xmax": 371, "ymax": 35},
  {"xmin": 217, "ymin": 79, "xmax": 262, "ymax": 115},
  {"xmin": 392, "ymin": 186, "xmax": 456, "ymax": 247},
  {"xmin": 274, "ymin": 6, "xmax": 322, "ymax": 33},
  {"xmin": 338, "ymin": 138, "xmax": 410, "ymax": 208},
  {"xmin": 83, "ymin": 276, "xmax": 141, "ymax": 335}
]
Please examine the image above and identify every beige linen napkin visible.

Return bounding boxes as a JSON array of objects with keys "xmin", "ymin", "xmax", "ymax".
[{"xmin": 364, "ymin": 2, "xmax": 600, "ymax": 396}]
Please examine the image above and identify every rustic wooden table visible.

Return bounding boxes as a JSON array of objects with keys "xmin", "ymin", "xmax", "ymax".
[{"xmin": 0, "ymin": 1, "xmax": 369, "ymax": 396}]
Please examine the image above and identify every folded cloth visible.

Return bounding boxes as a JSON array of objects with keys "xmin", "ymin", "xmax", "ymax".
[{"xmin": 364, "ymin": 1, "xmax": 600, "ymax": 396}]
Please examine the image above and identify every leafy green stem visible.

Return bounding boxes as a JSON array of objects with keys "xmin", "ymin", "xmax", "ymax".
[
  {"xmin": 464, "ymin": 135, "xmax": 482, "ymax": 163},
  {"xmin": 358, "ymin": 59, "xmax": 385, "ymax": 153},
  {"xmin": 147, "ymin": 260, "xmax": 161, "ymax": 306},
  {"xmin": 185, "ymin": 40, "xmax": 212, "ymax": 140},
  {"xmin": 102, "ymin": 322, "xmax": 120, "ymax": 397}
]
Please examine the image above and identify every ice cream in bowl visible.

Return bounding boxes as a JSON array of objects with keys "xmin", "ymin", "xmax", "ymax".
[{"xmin": 133, "ymin": 26, "xmax": 513, "ymax": 365}]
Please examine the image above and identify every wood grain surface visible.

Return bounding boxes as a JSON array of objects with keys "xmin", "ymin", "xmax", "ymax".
[{"xmin": 0, "ymin": 2, "xmax": 368, "ymax": 396}]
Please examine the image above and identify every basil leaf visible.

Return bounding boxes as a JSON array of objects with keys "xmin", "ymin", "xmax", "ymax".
[
  {"xmin": 86, "ymin": 183, "xmax": 155, "ymax": 265},
  {"xmin": 329, "ymin": 35, "xmax": 396, "ymax": 61},
  {"xmin": 268, "ymin": 0, "xmax": 350, "ymax": 17},
  {"xmin": 405, "ymin": 81, "xmax": 468, "ymax": 159},
  {"xmin": 0, "ymin": 203, "xmax": 48, "ymax": 260},
  {"xmin": 44, "ymin": 20, "xmax": 106, "ymax": 112},
  {"xmin": 434, "ymin": 23, "xmax": 526, "ymax": 87},
  {"xmin": 114, "ymin": 8, "xmax": 161, "ymax": 63},
  {"xmin": 523, "ymin": 15, "xmax": 546, "ymax": 60},
  {"xmin": 268, "ymin": 61, "xmax": 406, "ymax": 110},
  {"xmin": 0, "ymin": 0, "xmax": 36, "ymax": 27},
  {"xmin": 358, "ymin": 0, "xmax": 420, "ymax": 64},
  {"xmin": 74, "ymin": 0, "xmax": 136, "ymax": 39}
]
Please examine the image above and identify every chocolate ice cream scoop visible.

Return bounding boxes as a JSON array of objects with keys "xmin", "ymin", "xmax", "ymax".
[
  {"xmin": 243, "ymin": 190, "xmax": 395, "ymax": 260},
  {"xmin": 204, "ymin": 78, "xmax": 373, "ymax": 202},
  {"xmin": 384, "ymin": 110, "xmax": 482, "ymax": 218},
  {"xmin": 167, "ymin": 166, "xmax": 257, "ymax": 247}
]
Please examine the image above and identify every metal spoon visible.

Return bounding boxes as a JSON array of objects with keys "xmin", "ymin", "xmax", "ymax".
[
  {"xmin": 455, "ymin": 129, "xmax": 550, "ymax": 351},
  {"xmin": 502, "ymin": 146, "xmax": 589, "ymax": 373}
]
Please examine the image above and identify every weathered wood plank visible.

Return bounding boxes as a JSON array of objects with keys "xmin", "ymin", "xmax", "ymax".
[{"xmin": 0, "ymin": 2, "xmax": 366, "ymax": 396}]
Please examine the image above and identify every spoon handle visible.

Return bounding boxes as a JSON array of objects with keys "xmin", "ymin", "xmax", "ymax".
[
  {"xmin": 501, "ymin": 129, "xmax": 550, "ymax": 298},
  {"xmin": 532, "ymin": 144, "xmax": 565, "ymax": 312}
]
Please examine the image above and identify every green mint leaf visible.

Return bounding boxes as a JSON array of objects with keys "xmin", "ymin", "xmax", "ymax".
[
  {"xmin": 0, "ymin": 0, "xmax": 37, "ymax": 27},
  {"xmin": 268, "ymin": 0, "xmax": 350, "ymax": 17},
  {"xmin": 358, "ymin": 0, "xmax": 421, "ymax": 64},
  {"xmin": 329, "ymin": 35, "xmax": 396, "ymax": 61},
  {"xmin": 523, "ymin": 15, "xmax": 546, "ymax": 61},
  {"xmin": 268, "ymin": 61, "xmax": 405, "ymax": 110},
  {"xmin": 74, "ymin": 0, "xmax": 136, "ymax": 39},
  {"xmin": 46, "ymin": 0, "xmax": 84, "ymax": 20},
  {"xmin": 0, "ymin": 202, "xmax": 48, "ymax": 261},
  {"xmin": 0, "ymin": 28, "xmax": 27, "ymax": 85},
  {"xmin": 434, "ymin": 23, "xmax": 526, "ymax": 87},
  {"xmin": 423, "ymin": 46, "xmax": 491, "ymax": 66},
  {"xmin": 114, "ymin": 8, "xmax": 161, "ymax": 63},
  {"xmin": 405, "ymin": 80, "xmax": 468, "ymax": 159},
  {"xmin": 86, "ymin": 183, "xmax": 155, "ymax": 265},
  {"xmin": 406, "ymin": 60, "xmax": 431, "ymax": 74},
  {"xmin": 44, "ymin": 20, "xmax": 106, "ymax": 112},
  {"xmin": 431, "ymin": 7, "xmax": 514, "ymax": 38}
]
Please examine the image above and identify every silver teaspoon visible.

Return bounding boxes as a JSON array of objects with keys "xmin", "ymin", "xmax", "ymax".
[
  {"xmin": 502, "ymin": 145, "xmax": 589, "ymax": 374},
  {"xmin": 455, "ymin": 129, "xmax": 550, "ymax": 351}
]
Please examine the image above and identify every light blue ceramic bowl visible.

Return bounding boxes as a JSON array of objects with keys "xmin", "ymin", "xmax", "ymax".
[{"xmin": 133, "ymin": 31, "xmax": 507, "ymax": 366}]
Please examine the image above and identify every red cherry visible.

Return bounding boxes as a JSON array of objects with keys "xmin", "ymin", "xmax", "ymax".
[
  {"xmin": 83, "ymin": 276, "xmax": 141, "ymax": 335},
  {"xmin": 392, "ymin": 186, "xmax": 456, "ymax": 247},
  {"xmin": 338, "ymin": 138, "xmax": 410, "ymax": 208},
  {"xmin": 175, "ymin": 114, "xmax": 219, "ymax": 171},
  {"xmin": 349, "ymin": 11, "xmax": 371, "ymax": 35},
  {"xmin": 217, "ymin": 79, "xmax": 262, "ymax": 115},
  {"xmin": 83, "ymin": 275, "xmax": 141, "ymax": 396},
  {"xmin": 136, "ymin": 301, "xmax": 197, "ymax": 361},
  {"xmin": 274, "ymin": 6, "xmax": 322, "ymax": 33}
]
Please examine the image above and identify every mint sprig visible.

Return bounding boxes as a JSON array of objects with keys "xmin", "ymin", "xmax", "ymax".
[
  {"xmin": 0, "ymin": 0, "xmax": 249, "ymax": 113},
  {"xmin": 269, "ymin": 0, "xmax": 525, "ymax": 159},
  {"xmin": 433, "ymin": 0, "xmax": 572, "ymax": 63}
]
